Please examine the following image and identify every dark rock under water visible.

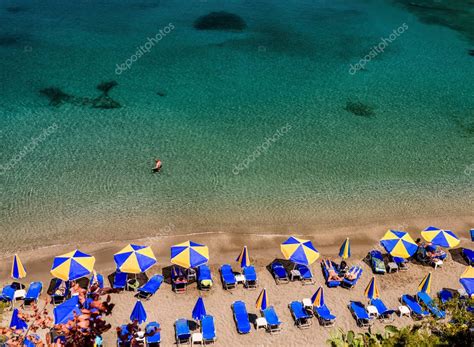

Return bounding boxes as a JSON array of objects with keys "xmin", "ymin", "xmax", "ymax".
[
  {"xmin": 194, "ymin": 11, "xmax": 246, "ymax": 31},
  {"xmin": 0, "ymin": 35, "xmax": 20, "ymax": 46},
  {"xmin": 96, "ymin": 81, "xmax": 118, "ymax": 95},
  {"xmin": 344, "ymin": 101, "xmax": 375, "ymax": 118}
]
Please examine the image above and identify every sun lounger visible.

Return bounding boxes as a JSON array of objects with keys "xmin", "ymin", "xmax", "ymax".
[
  {"xmin": 370, "ymin": 298, "xmax": 395, "ymax": 322},
  {"xmin": 288, "ymin": 301, "xmax": 312, "ymax": 328},
  {"xmin": 145, "ymin": 322, "xmax": 161, "ymax": 346},
  {"xmin": 136, "ymin": 275, "xmax": 163, "ymax": 300},
  {"xmin": 49, "ymin": 279, "xmax": 70, "ymax": 306},
  {"xmin": 341, "ymin": 266, "xmax": 363, "ymax": 289},
  {"xmin": 113, "ymin": 272, "xmax": 128, "ymax": 290},
  {"xmin": 314, "ymin": 304, "xmax": 336, "ymax": 327},
  {"xmin": 271, "ymin": 262, "xmax": 289, "ymax": 284},
  {"xmin": 349, "ymin": 301, "xmax": 372, "ymax": 327},
  {"xmin": 369, "ymin": 250, "xmax": 386, "ymax": 274},
  {"xmin": 220, "ymin": 264, "xmax": 236, "ymax": 290},
  {"xmin": 197, "ymin": 264, "xmax": 213, "ymax": 291},
  {"xmin": 321, "ymin": 260, "xmax": 341, "ymax": 287},
  {"xmin": 438, "ymin": 289, "xmax": 455, "ymax": 304},
  {"xmin": 175, "ymin": 319, "xmax": 191, "ymax": 345},
  {"xmin": 0, "ymin": 285, "xmax": 15, "ymax": 308},
  {"xmin": 24, "ymin": 282, "xmax": 43, "ymax": 307},
  {"xmin": 172, "ymin": 266, "xmax": 188, "ymax": 293},
  {"xmin": 90, "ymin": 273, "xmax": 104, "ymax": 288},
  {"xmin": 416, "ymin": 292, "xmax": 446, "ymax": 319},
  {"xmin": 117, "ymin": 325, "xmax": 132, "ymax": 346},
  {"xmin": 201, "ymin": 315, "xmax": 217, "ymax": 343},
  {"xmin": 232, "ymin": 301, "xmax": 251, "ymax": 334},
  {"xmin": 462, "ymin": 248, "xmax": 474, "ymax": 265},
  {"xmin": 401, "ymin": 294, "xmax": 429, "ymax": 319},
  {"xmin": 392, "ymin": 257, "xmax": 408, "ymax": 271},
  {"xmin": 243, "ymin": 266, "xmax": 258, "ymax": 289},
  {"xmin": 262, "ymin": 306, "xmax": 282, "ymax": 334},
  {"xmin": 295, "ymin": 264, "xmax": 314, "ymax": 285}
]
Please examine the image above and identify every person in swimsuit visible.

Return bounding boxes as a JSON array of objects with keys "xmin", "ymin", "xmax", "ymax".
[{"xmin": 153, "ymin": 158, "xmax": 162, "ymax": 173}]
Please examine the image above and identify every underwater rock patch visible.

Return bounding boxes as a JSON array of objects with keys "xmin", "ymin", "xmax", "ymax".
[
  {"xmin": 39, "ymin": 88, "xmax": 74, "ymax": 106},
  {"xmin": 194, "ymin": 11, "xmax": 246, "ymax": 31},
  {"xmin": 156, "ymin": 90, "xmax": 166, "ymax": 97},
  {"xmin": 468, "ymin": 49, "xmax": 474, "ymax": 56},
  {"xmin": 0, "ymin": 35, "xmax": 20, "ymax": 46},
  {"xmin": 97, "ymin": 81, "xmax": 118, "ymax": 95},
  {"xmin": 6, "ymin": 6, "xmax": 28, "ymax": 13},
  {"xmin": 344, "ymin": 101, "xmax": 375, "ymax": 118}
]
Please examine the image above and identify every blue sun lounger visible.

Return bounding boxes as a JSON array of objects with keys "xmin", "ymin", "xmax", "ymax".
[
  {"xmin": 117, "ymin": 324, "xmax": 132, "ymax": 346},
  {"xmin": 289, "ymin": 301, "xmax": 312, "ymax": 328},
  {"xmin": 0, "ymin": 285, "xmax": 15, "ymax": 307},
  {"xmin": 401, "ymin": 294, "xmax": 429, "ymax": 319},
  {"xmin": 220, "ymin": 264, "xmax": 236, "ymax": 290},
  {"xmin": 370, "ymin": 298, "xmax": 395, "ymax": 322},
  {"xmin": 175, "ymin": 319, "xmax": 191, "ymax": 345},
  {"xmin": 262, "ymin": 306, "xmax": 282, "ymax": 334},
  {"xmin": 342, "ymin": 266, "xmax": 363, "ymax": 289},
  {"xmin": 321, "ymin": 260, "xmax": 341, "ymax": 287},
  {"xmin": 295, "ymin": 264, "xmax": 314, "ymax": 285},
  {"xmin": 438, "ymin": 289, "xmax": 454, "ymax": 304},
  {"xmin": 24, "ymin": 282, "xmax": 43, "ymax": 307},
  {"xmin": 145, "ymin": 322, "xmax": 161, "ymax": 346},
  {"xmin": 314, "ymin": 304, "xmax": 336, "ymax": 327},
  {"xmin": 243, "ymin": 266, "xmax": 258, "ymax": 289},
  {"xmin": 416, "ymin": 292, "xmax": 446, "ymax": 319},
  {"xmin": 113, "ymin": 271, "xmax": 128, "ymax": 290},
  {"xmin": 201, "ymin": 315, "xmax": 217, "ymax": 343},
  {"xmin": 50, "ymin": 280, "xmax": 70, "ymax": 306},
  {"xmin": 462, "ymin": 248, "xmax": 474, "ymax": 265},
  {"xmin": 392, "ymin": 257, "xmax": 408, "ymax": 271},
  {"xmin": 369, "ymin": 250, "xmax": 386, "ymax": 274},
  {"xmin": 197, "ymin": 264, "xmax": 213, "ymax": 291},
  {"xmin": 271, "ymin": 262, "xmax": 289, "ymax": 284},
  {"xmin": 232, "ymin": 301, "xmax": 251, "ymax": 334},
  {"xmin": 137, "ymin": 275, "xmax": 163, "ymax": 300},
  {"xmin": 349, "ymin": 301, "xmax": 372, "ymax": 327}
]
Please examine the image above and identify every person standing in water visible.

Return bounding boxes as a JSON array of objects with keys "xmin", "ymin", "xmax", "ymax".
[{"xmin": 153, "ymin": 158, "xmax": 162, "ymax": 173}]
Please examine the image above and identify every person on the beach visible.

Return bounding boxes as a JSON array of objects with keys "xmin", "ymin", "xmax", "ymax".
[
  {"xmin": 339, "ymin": 260, "xmax": 349, "ymax": 275},
  {"xmin": 324, "ymin": 259, "xmax": 342, "ymax": 281},
  {"xmin": 153, "ymin": 158, "xmax": 162, "ymax": 173}
]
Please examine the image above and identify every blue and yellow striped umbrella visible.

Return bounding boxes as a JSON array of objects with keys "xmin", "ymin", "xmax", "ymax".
[
  {"xmin": 311, "ymin": 286, "xmax": 325, "ymax": 308},
  {"xmin": 51, "ymin": 250, "xmax": 95, "ymax": 281},
  {"xmin": 364, "ymin": 276, "xmax": 380, "ymax": 300},
  {"xmin": 460, "ymin": 266, "xmax": 474, "ymax": 297},
  {"xmin": 418, "ymin": 272, "xmax": 432, "ymax": 294},
  {"xmin": 114, "ymin": 244, "xmax": 157, "ymax": 274},
  {"xmin": 171, "ymin": 241, "xmax": 209, "ymax": 269},
  {"xmin": 339, "ymin": 238, "xmax": 351, "ymax": 259},
  {"xmin": 11, "ymin": 254, "xmax": 26, "ymax": 280},
  {"xmin": 421, "ymin": 226, "xmax": 460, "ymax": 248},
  {"xmin": 256, "ymin": 288, "xmax": 268, "ymax": 311},
  {"xmin": 380, "ymin": 230, "xmax": 418, "ymax": 258},
  {"xmin": 281, "ymin": 236, "xmax": 320, "ymax": 265},
  {"xmin": 236, "ymin": 246, "xmax": 250, "ymax": 268}
]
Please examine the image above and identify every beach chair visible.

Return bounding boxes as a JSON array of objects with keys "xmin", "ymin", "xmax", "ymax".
[
  {"xmin": 197, "ymin": 264, "xmax": 213, "ymax": 291},
  {"xmin": 262, "ymin": 306, "xmax": 282, "ymax": 334},
  {"xmin": 341, "ymin": 266, "xmax": 363, "ymax": 289},
  {"xmin": 401, "ymin": 294, "xmax": 429, "ymax": 320},
  {"xmin": 49, "ymin": 279, "xmax": 70, "ymax": 306},
  {"xmin": 295, "ymin": 264, "xmax": 314, "ymax": 285},
  {"xmin": 117, "ymin": 325, "xmax": 132, "ymax": 347},
  {"xmin": 321, "ymin": 260, "xmax": 341, "ymax": 287},
  {"xmin": 201, "ymin": 315, "xmax": 217, "ymax": 343},
  {"xmin": 90, "ymin": 273, "xmax": 104, "ymax": 289},
  {"xmin": 370, "ymin": 298, "xmax": 395, "ymax": 322},
  {"xmin": 24, "ymin": 282, "xmax": 43, "ymax": 307},
  {"xmin": 288, "ymin": 301, "xmax": 312, "ymax": 328},
  {"xmin": 392, "ymin": 257, "xmax": 408, "ymax": 271},
  {"xmin": 369, "ymin": 250, "xmax": 386, "ymax": 274},
  {"xmin": 349, "ymin": 301, "xmax": 372, "ymax": 327},
  {"xmin": 271, "ymin": 262, "xmax": 289, "ymax": 284},
  {"xmin": 0, "ymin": 285, "xmax": 15, "ymax": 308},
  {"xmin": 243, "ymin": 266, "xmax": 258, "ymax": 289},
  {"xmin": 175, "ymin": 319, "xmax": 191, "ymax": 345},
  {"xmin": 462, "ymin": 248, "xmax": 474, "ymax": 265},
  {"xmin": 416, "ymin": 292, "xmax": 446, "ymax": 319},
  {"xmin": 113, "ymin": 272, "xmax": 128, "ymax": 290},
  {"xmin": 438, "ymin": 289, "xmax": 455, "ymax": 304},
  {"xmin": 220, "ymin": 264, "xmax": 236, "ymax": 290},
  {"xmin": 145, "ymin": 322, "xmax": 161, "ymax": 346},
  {"xmin": 232, "ymin": 301, "xmax": 251, "ymax": 334},
  {"xmin": 137, "ymin": 275, "xmax": 163, "ymax": 300},
  {"xmin": 172, "ymin": 266, "xmax": 188, "ymax": 293},
  {"xmin": 314, "ymin": 304, "xmax": 336, "ymax": 327}
]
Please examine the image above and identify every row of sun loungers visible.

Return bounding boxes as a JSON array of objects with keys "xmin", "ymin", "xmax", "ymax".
[
  {"xmin": 271, "ymin": 262, "xmax": 314, "ymax": 285},
  {"xmin": 320, "ymin": 261, "xmax": 363, "ymax": 289},
  {"xmin": 0, "ymin": 281, "xmax": 43, "ymax": 308}
]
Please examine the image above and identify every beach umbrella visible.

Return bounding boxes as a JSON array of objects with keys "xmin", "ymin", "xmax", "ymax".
[
  {"xmin": 459, "ymin": 266, "xmax": 474, "ymax": 297},
  {"xmin": 50, "ymin": 250, "xmax": 95, "ymax": 281},
  {"xmin": 54, "ymin": 296, "xmax": 81, "ymax": 324},
  {"xmin": 114, "ymin": 244, "xmax": 157, "ymax": 274},
  {"xmin": 236, "ymin": 246, "xmax": 250, "ymax": 268},
  {"xmin": 364, "ymin": 276, "xmax": 380, "ymax": 300},
  {"xmin": 256, "ymin": 288, "xmax": 268, "ymax": 311},
  {"xmin": 192, "ymin": 297, "xmax": 207, "ymax": 321},
  {"xmin": 380, "ymin": 230, "xmax": 418, "ymax": 258},
  {"xmin": 311, "ymin": 286, "xmax": 325, "ymax": 308},
  {"xmin": 421, "ymin": 226, "xmax": 460, "ymax": 248},
  {"xmin": 10, "ymin": 308, "xmax": 28, "ymax": 330},
  {"xmin": 11, "ymin": 254, "xmax": 26, "ymax": 280},
  {"xmin": 130, "ymin": 300, "xmax": 147, "ymax": 324},
  {"xmin": 418, "ymin": 272, "xmax": 432, "ymax": 294},
  {"xmin": 170, "ymin": 241, "xmax": 209, "ymax": 269},
  {"xmin": 339, "ymin": 238, "xmax": 351, "ymax": 259},
  {"xmin": 280, "ymin": 236, "xmax": 320, "ymax": 265}
]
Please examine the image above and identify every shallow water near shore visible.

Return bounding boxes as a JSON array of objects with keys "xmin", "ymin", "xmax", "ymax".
[{"xmin": 0, "ymin": 0, "xmax": 473, "ymax": 253}]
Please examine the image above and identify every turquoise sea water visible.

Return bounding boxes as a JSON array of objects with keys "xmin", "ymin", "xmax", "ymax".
[{"xmin": 0, "ymin": 0, "xmax": 473, "ymax": 252}]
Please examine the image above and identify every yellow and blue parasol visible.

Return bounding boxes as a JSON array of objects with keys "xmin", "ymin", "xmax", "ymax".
[
  {"xmin": 460, "ymin": 266, "xmax": 474, "ymax": 297},
  {"xmin": 256, "ymin": 288, "xmax": 268, "ymax": 311},
  {"xmin": 50, "ymin": 250, "xmax": 95, "ymax": 281},
  {"xmin": 421, "ymin": 226, "xmax": 460, "ymax": 248},
  {"xmin": 281, "ymin": 236, "xmax": 320, "ymax": 265},
  {"xmin": 339, "ymin": 238, "xmax": 351, "ymax": 259},
  {"xmin": 364, "ymin": 276, "xmax": 380, "ymax": 300},
  {"xmin": 114, "ymin": 244, "xmax": 157, "ymax": 274},
  {"xmin": 311, "ymin": 286, "xmax": 325, "ymax": 308},
  {"xmin": 380, "ymin": 230, "xmax": 418, "ymax": 258},
  {"xmin": 418, "ymin": 272, "xmax": 432, "ymax": 294},
  {"xmin": 236, "ymin": 246, "xmax": 250, "ymax": 268},
  {"xmin": 11, "ymin": 254, "xmax": 26, "ymax": 280},
  {"xmin": 171, "ymin": 241, "xmax": 209, "ymax": 269}
]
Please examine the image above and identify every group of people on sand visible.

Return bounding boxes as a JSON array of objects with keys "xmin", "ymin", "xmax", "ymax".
[
  {"xmin": 415, "ymin": 238, "xmax": 447, "ymax": 261},
  {"xmin": 323, "ymin": 259, "xmax": 357, "ymax": 282}
]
